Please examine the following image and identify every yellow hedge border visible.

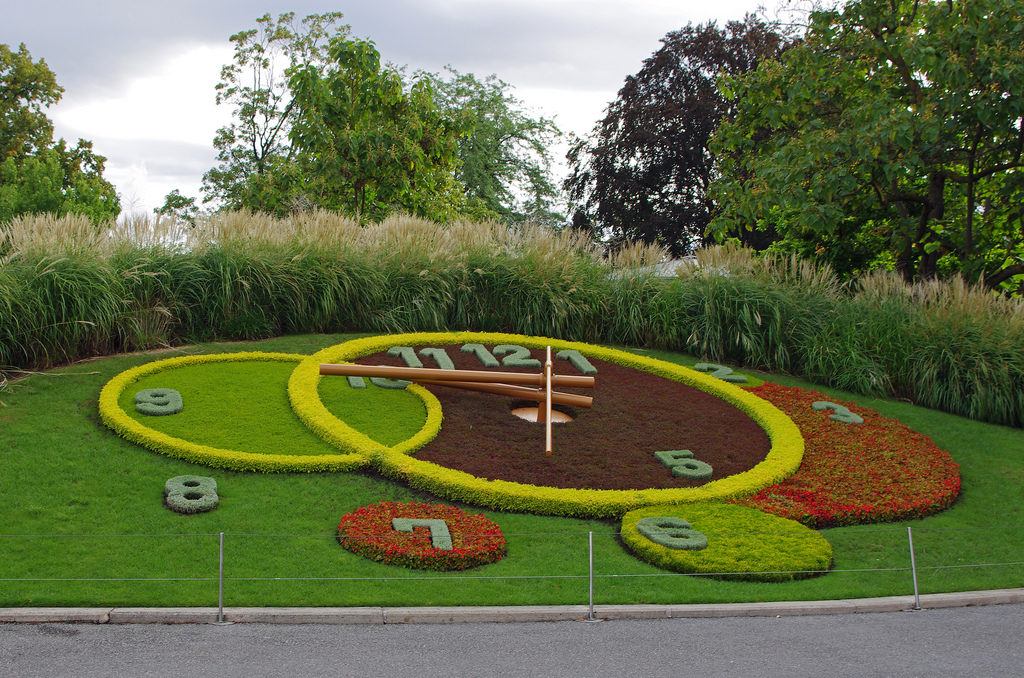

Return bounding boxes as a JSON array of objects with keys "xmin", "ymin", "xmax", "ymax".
[
  {"xmin": 620, "ymin": 503, "xmax": 832, "ymax": 581},
  {"xmin": 291, "ymin": 332, "xmax": 804, "ymax": 518},
  {"xmin": 99, "ymin": 352, "xmax": 376, "ymax": 472},
  {"xmin": 288, "ymin": 344, "xmax": 443, "ymax": 463}
]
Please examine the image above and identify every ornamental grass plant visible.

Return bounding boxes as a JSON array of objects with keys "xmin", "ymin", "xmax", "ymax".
[{"xmin": 1, "ymin": 211, "xmax": 1022, "ymax": 426}]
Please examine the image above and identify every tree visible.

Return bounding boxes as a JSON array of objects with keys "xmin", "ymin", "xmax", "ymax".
[
  {"xmin": 288, "ymin": 37, "xmax": 466, "ymax": 222},
  {"xmin": 564, "ymin": 17, "xmax": 788, "ymax": 257},
  {"xmin": 198, "ymin": 14, "xmax": 564, "ymax": 224},
  {"xmin": 0, "ymin": 139, "xmax": 118, "ymax": 224},
  {"xmin": 710, "ymin": 0, "xmax": 1024, "ymax": 293},
  {"xmin": 201, "ymin": 12, "xmax": 347, "ymax": 213},
  {"xmin": 0, "ymin": 43, "xmax": 119, "ymax": 224},
  {"xmin": 429, "ymin": 69, "xmax": 562, "ymax": 225},
  {"xmin": 1, "ymin": 43, "xmax": 61, "ymax": 159},
  {"xmin": 154, "ymin": 189, "xmax": 201, "ymax": 226}
]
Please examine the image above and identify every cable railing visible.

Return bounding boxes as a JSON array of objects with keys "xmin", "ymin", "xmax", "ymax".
[{"xmin": 2, "ymin": 525, "xmax": 1022, "ymax": 623}]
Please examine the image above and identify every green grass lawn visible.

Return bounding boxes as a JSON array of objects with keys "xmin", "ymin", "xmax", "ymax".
[
  {"xmin": 117, "ymin": 357, "xmax": 427, "ymax": 454},
  {"xmin": 1, "ymin": 333, "xmax": 1021, "ymax": 607}
]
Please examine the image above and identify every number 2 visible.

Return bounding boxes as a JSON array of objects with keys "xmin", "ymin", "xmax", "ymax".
[{"xmin": 493, "ymin": 345, "xmax": 541, "ymax": 369}]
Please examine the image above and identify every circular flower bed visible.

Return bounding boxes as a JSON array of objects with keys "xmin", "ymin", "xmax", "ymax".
[
  {"xmin": 737, "ymin": 383, "xmax": 962, "ymax": 527},
  {"xmin": 99, "ymin": 351, "xmax": 436, "ymax": 473},
  {"xmin": 337, "ymin": 501, "xmax": 506, "ymax": 571}
]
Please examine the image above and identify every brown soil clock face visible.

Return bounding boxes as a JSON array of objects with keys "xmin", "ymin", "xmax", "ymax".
[{"xmin": 354, "ymin": 345, "xmax": 771, "ymax": 491}]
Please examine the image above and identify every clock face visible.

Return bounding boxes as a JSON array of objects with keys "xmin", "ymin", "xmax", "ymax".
[
  {"xmin": 350, "ymin": 345, "xmax": 771, "ymax": 491},
  {"xmin": 289, "ymin": 332, "xmax": 803, "ymax": 516}
]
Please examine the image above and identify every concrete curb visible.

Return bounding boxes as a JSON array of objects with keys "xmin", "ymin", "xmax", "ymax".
[{"xmin": 2, "ymin": 589, "xmax": 1022, "ymax": 625}]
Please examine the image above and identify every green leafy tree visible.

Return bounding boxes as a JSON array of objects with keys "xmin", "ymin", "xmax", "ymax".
[
  {"xmin": 201, "ymin": 12, "xmax": 347, "ymax": 213},
  {"xmin": 429, "ymin": 68, "xmax": 562, "ymax": 225},
  {"xmin": 154, "ymin": 188, "xmax": 201, "ymax": 226},
  {"xmin": 565, "ymin": 17, "xmax": 788, "ymax": 256},
  {"xmin": 288, "ymin": 37, "xmax": 466, "ymax": 222},
  {"xmin": 1, "ymin": 43, "xmax": 61, "ymax": 159},
  {"xmin": 0, "ymin": 43, "xmax": 118, "ymax": 224},
  {"xmin": 710, "ymin": 0, "xmax": 1024, "ymax": 292},
  {"xmin": 199, "ymin": 14, "xmax": 564, "ymax": 224}
]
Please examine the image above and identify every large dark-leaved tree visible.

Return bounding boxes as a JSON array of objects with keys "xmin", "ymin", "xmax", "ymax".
[{"xmin": 565, "ymin": 16, "xmax": 788, "ymax": 257}]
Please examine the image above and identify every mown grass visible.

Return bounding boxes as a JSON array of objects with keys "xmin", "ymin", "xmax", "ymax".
[
  {"xmin": 2, "ymin": 212, "xmax": 1022, "ymax": 427},
  {"xmin": 118, "ymin": 359, "xmax": 427, "ymax": 454},
  {"xmin": 0, "ymin": 333, "xmax": 1020, "ymax": 608}
]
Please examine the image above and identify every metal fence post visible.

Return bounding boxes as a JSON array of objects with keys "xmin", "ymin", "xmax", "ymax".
[
  {"xmin": 218, "ymin": 532, "xmax": 225, "ymax": 623},
  {"xmin": 907, "ymin": 526, "xmax": 921, "ymax": 610},
  {"xmin": 587, "ymin": 531, "xmax": 596, "ymax": 621}
]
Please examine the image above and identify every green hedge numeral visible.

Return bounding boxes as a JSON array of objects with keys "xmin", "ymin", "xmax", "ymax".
[
  {"xmin": 461, "ymin": 343, "xmax": 500, "ymax": 368},
  {"xmin": 419, "ymin": 347, "xmax": 455, "ymax": 370},
  {"xmin": 388, "ymin": 346, "xmax": 423, "ymax": 368},
  {"xmin": 693, "ymin": 363, "xmax": 747, "ymax": 384},
  {"xmin": 635, "ymin": 516, "xmax": 708, "ymax": 550},
  {"xmin": 391, "ymin": 518, "xmax": 453, "ymax": 550},
  {"xmin": 812, "ymin": 401, "xmax": 864, "ymax": 425},
  {"xmin": 655, "ymin": 449, "xmax": 713, "ymax": 480},
  {"xmin": 347, "ymin": 376, "xmax": 367, "ymax": 388},
  {"xmin": 370, "ymin": 377, "xmax": 411, "ymax": 389},
  {"xmin": 164, "ymin": 475, "xmax": 218, "ymax": 514},
  {"xmin": 555, "ymin": 349, "xmax": 598, "ymax": 375},
  {"xmin": 134, "ymin": 388, "xmax": 183, "ymax": 416},
  {"xmin": 493, "ymin": 345, "xmax": 541, "ymax": 368}
]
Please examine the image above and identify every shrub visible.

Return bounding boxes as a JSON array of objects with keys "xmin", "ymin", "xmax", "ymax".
[
  {"xmin": 4, "ymin": 212, "xmax": 1021, "ymax": 428},
  {"xmin": 164, "ymin": 475, "xmax": 219, "ymax": 514}
]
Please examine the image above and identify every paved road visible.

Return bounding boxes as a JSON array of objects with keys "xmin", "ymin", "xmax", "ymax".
[{"xmin": 2, "ymin": 604, "xmax": 1023, "ymax": 678}]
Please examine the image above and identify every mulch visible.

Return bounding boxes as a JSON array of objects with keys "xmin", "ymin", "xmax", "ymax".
[{"xmin": 356, "ymin": 346, "xmax": 770, "ymax": 491}]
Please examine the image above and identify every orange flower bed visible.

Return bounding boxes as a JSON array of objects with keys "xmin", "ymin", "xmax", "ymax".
[
  {"xmin": 337, "ymin": 501, "xmax": 506, "ymax": 570},
  {"xmin": 737, "ymin": 383, "xmax": 961, "ymax": 527}
]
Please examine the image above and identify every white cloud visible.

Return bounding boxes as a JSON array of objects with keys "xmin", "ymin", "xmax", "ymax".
[
  {"xmin": 47, "ymin": 44, "xmax": 231, "ymax": 213},
  {"xmin": 53, "ymin": 43, "xmax": 231, "ymax": 144}
]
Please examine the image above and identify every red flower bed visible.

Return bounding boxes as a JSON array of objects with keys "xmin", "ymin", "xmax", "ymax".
[
  {"xmin": 736, "ymin": 383, "xmax": 961, "ymax": 528},
  {"xmin": 337, "ymin": 501, "xmax": 506, "ymax": 570}
]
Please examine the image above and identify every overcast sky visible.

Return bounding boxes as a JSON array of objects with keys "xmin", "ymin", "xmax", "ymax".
[{"xmin": 2, "ymin": 0, "xmax": 769, "ymax": 215}]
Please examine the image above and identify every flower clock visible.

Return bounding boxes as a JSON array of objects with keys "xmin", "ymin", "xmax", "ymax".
[{"xmin": 99, "ymin": 332, "xmax": 960, "ymax": 579}]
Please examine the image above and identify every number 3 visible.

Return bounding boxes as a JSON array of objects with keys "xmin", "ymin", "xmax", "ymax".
[{"xmin": 812, "ymin": 401, "xmax": 864, "ymax": 425}]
